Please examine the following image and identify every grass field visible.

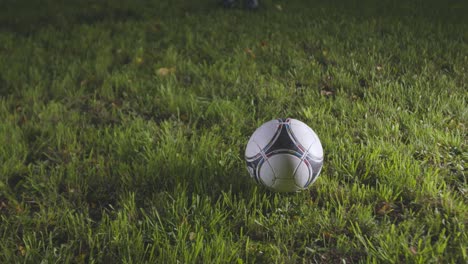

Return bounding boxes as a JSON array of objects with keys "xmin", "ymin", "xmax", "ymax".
[{"xmin": 0, "ymin": 0, "xmax": 467, "ymax": 263}]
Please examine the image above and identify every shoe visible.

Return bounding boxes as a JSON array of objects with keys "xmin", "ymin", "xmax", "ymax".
[
  {"xmin": 223, "ymin": 0, "xmax": 236, "ymax": 8},
  {"xmin": 246, "ymin": 0, "xmax": 258, "ymax": 9}
]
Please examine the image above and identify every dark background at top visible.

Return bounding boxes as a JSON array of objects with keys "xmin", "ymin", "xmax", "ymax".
[{"xmin": 0, "ymin": 0, "xmax": 466, "ymax": 36}]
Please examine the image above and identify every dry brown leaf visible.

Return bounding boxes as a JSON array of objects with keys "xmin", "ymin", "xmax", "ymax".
[
  {"xmin": 322, "ymin": 231, "xmax": 333, "ymax": 240},
  {"xmin": 15, "ymin": 204, "xmax": 24, "ymax": 213},
  {"xmin": 157, "ymin": 67, "xmax": 176, "ymax": 76},
  {"xmin": 320, "ymin": 90, "xmax": 334, "ymax": 96},
  {"xmin": 189, "ymin": 232, "xmax": 196, "ymax": 241},
  {"xmin": 245, "ymin": 48, "xmax": 256, "ymax": 58},
  {"xmin": 377, "ymin": 202, "xmax": 393, "ymax": 215},
  {"xmin": 18, "ymin": 245, "xmax": 26, "ymax": 256}
]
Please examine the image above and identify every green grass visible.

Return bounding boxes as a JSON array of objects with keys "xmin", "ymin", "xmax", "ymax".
[{"xmin": 0, "ymin": 0, "xmax": 467, "ymax": 263}]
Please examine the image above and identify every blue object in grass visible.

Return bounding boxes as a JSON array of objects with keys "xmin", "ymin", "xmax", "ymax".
[
  {"xmin": 223, "ymin": 0, "xmax": 259, "ymax": 9},
  {"xmin": 246, "ymin": 0, "xmax": 259, "ymax": 9}
]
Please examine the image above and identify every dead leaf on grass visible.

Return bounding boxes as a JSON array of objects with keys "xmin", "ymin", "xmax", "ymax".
[
  {"xmin": 18, "ymin": 245, "xmax": 26, "ymax": 256},
  {"xmin": 245, "ymin": 48, "xmax": 256, "ymax": 58},
  {"xmin": 376, "ymin": 202, "xmax": 393, "ymax": 215},
  {"xmin": 15, "ymin": 204, "xmax": 24, "ymax": 213},
  {"xmin": 320, "ymin": 90, "xmax": 334, "ymax": 96},
  {"xmin": 157, "ymin": 67, "xmax": 176, "ymax": 76},
  {"xmin": 189, "ymin": 232, "xmax": 196, "ymax": 241}
]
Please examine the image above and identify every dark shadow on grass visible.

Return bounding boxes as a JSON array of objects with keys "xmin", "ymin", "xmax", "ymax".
[{"xmin": 0, "ymin": 0, "xmax": 144, "ymax": 36}]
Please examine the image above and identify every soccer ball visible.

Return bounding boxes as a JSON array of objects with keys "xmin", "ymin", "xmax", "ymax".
[{"xmin": 245, "ymin": 118, "xmax": 324, "ymax": 192}]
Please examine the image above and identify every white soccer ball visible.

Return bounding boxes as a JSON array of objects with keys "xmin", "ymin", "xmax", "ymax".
[{"xmin": 245, "ymin": 118, "xmax": 324, "ymax": 192}]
